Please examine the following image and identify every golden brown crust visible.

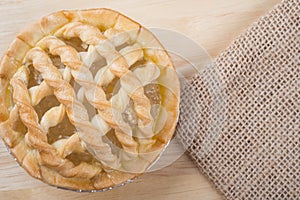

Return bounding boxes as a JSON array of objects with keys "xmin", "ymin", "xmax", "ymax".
[
  {"xmin": 6, "ymin": 38, "xmax": 31, "ymax": 62},
  {"xmin": 0, "ymin": 8, "xmax": 179, "ymax": 191},
  {"xmin": 63, "ymin": 9, "xmax": 120, "ymax": 31},
  {"xmin": 39, "ymin": 11, "xmax": 70, "ymax": 35},
  {"xmin": 17, "ymin": 22, "xmax": 45, "ymax": 47}
]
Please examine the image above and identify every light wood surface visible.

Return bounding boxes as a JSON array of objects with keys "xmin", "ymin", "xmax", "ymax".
[{"xmin": 0, "ymin": 0, "xmax": 280, "ymax": 199}]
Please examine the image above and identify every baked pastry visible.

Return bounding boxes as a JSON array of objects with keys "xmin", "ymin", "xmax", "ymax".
[{"xmin": 0, "ymin": 8, "xmax": 179, "ymax": 190}]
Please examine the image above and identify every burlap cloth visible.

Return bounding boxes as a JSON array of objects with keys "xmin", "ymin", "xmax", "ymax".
[{"xmin": 176, "ymin": 0, "xmax": 299, "ymax": 199}]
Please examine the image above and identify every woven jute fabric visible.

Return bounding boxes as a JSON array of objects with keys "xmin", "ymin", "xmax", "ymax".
[{"xmin": 176, "ymin": 0, "xmax": 299, "ymax": 199}]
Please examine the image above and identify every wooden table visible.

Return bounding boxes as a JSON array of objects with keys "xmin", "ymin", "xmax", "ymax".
[{"xmin": 0, "ymin": 0, "xmax": 280, "ymax": 199}]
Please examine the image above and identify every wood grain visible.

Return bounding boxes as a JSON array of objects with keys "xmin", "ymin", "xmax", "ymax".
[{"xmin": 0, "ymin": 0, "xmax": 280, "ymax": 199}]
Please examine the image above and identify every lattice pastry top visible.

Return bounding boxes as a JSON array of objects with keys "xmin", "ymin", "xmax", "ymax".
[{"xmin": 0, "ymin": 8, "xmax": 179, "ymax": 191}]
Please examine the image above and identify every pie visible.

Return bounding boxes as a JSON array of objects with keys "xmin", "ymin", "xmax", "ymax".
[{"xmin": 0, "ymin": 8, "xmax": 179, "ymax": 191}]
